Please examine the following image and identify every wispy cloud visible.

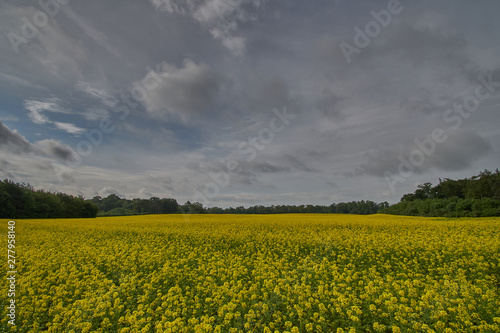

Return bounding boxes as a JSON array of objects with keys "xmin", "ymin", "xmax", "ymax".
[
  {"xmin": 24, "ymin": 99, "xmax": 65, "ymax": 125},
  {"xmin": 75, "ymin": 81, "xmax": 117, "ymax": 108},
  {"xmin": 0, "ymin": 72, "xmax": 47, "ymax": 91},
  {"xmin": 63, "ymin": 7, "xmax": 122, "ymax": 58},
  {"xmin": 54, "ymin": 122, "xmax": 85, "ymax": 135},
  {"xmin": 24, "ymin": 98, "xmax": 85, "ymax": 135}
]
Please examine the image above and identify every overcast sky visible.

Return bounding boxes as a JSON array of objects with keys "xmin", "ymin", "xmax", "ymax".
[{"xmin": 1, "ymin": 0, "xmax": 499, "ymax": 207}]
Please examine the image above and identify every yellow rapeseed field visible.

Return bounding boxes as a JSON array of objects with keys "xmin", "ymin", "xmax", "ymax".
[{"xmin": 1, "ymin": 214, "xmax": 500, "ymax": 332}]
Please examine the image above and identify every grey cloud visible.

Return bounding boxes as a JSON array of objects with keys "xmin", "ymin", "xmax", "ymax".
[
  {"xmin": 149, "ymin": 0, "xmax": 264, "ymax": 56},
  {"xmin": 0, "ymin": 72, "xmax": 47, "ymax": 91},
  {"xmin": 259, "ymin": 78, "xmax": 288, "ymax": 109},
  {"xmin": 201, "ymin": 155, "xmax": 314, "ymax": 175},
  {"xmin": 199, "ymin": 160, "xmax": 288, "ymax": 186},
  {"xmin": 31, "ymin": 159, "xmax": 55, "ymax": 171},
  {"xmin": 61, "ymin": 173, "xmax": 76, "ymax": 184},
  {"xmin": 248, "ymin": 161, "xmax": 290, "ymax": 174},
  {"xmin": 83, "ymin": 108, "xmax": 110, "ymax": 121},
  {"xmin": 330, "ymin": 16, "xmax": 472, "ymax": 70},
  {"xmin": 149, "ymin": 0, "xmax": 188, "ymax": 13},
  {"xmin": 400, "ymin": 96, "xmax": 439, "ymax": 115},
  {"xmin": 0, "ymin": 121, "xmax": 33, "ymax": 154},
  {"xmin": 246, "ymin": 77, "xmax": 301, "ymax": 115},
  {"xmin": 382, "ymin": 24, "xmax": 470, "ymax": 68},
  {"xmin": 312, "ymin": 35, "xmax": 350, "ymax": 67},
  {"xmin": 189, "ymin": 152, "xmax": 315, "ymax": 188},
  {"xmin": 316, "ymin": 92, "xmax": 345, "ymax": 119},
  {"xmin": 0, "ymin": 159, "xmax": 15, "ymax": 179},
  {"xmin": 0, "ymin": 4, "xmax": 88, "ymax": 80},
  {"xmin": 326, "ymin": 181, "xmax": 338, "ymax": 188},
  {"xmin": 280, "ymin": 154, "xmax": 316, "ymax": 172},
  {"xmin": 427, "ymin": 130, "xmax": 492, "ymax": 171},
  {"xmin": 63, "ymin": 7, "xmax": 122, "ymax": 58},
  {"xmin": 493, "ymin": 69, "xmax": 500, "ymax": 85},
  {"xmin": 360, "ymin": 130, "xmax": 492, "ymax": 177},
  {"xmin": 0, "ymin": 122, "xmax": 80, "ymax": 177},
  {"xmin": 145, "ymin": 174, "xmax": 175, "ymax": 192},
  {"xmin": 313, "ymin": 19, "xmax": 481, "ymax": 119},
  {"xmin": 0, "ymin": 157, "xmax": 54, "ymax": 181},
  {"xmin": 342, "ymin": 168, "xmax": 365, "ymax": 178},
  {"xmin": 140, "ymin": 59, "xmax": 222, "ymax": 122},
  {"xmin": 359, "ymin": 150, "xmax": 402, "ymax": 177},
  {"xmin": 35, "ymin": 139, "xmax": 78, "ymax": 163}
]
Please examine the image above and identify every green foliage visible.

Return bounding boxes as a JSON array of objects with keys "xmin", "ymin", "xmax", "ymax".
[
  {"xmin": 92, "ymin": 195, "xmax": 179, "ymax": 216},
  {"xmin": 0, "ymin": 179, "xmax": 98, "ymax": 218},
  {"xmin": 381, "ymin": 169, "xmax": 500, "ymax": 217}
]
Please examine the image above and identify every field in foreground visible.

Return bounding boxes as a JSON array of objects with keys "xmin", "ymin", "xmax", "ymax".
[{"xmin": 1, "ymin": 214, "xmax": 500, "ymax": 332}]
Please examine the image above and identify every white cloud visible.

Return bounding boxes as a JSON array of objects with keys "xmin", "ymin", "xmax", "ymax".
[
  {"xmin": 23, "ymin": 98, "xmax": 85, "ymax": 135},
  {"xmin": 54, "ymin": 122, "xmax": 85, "ymax": 135},
  {"xmin": 27, "ymin": 106, "xmax": 50, "ymax": 124},
  {"xmin": 24, "ymin": 99, "xmax": 66, "ymax": 124},
  {"xmin": 221, "ymin": 34, "xmax": 246, "ymax": 57}
]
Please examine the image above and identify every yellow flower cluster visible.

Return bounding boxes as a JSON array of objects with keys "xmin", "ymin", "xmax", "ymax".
[{"xmin": 1, "ymin": 214, "xmax": 499, "ymax": 332}]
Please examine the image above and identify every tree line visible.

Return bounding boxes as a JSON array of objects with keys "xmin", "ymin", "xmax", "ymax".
[
  {"xmin": 2, "ymin": 169, "xmax": 498, "ymax": 219},
  {"xmin": 380, "ymin": 169, "xmax": 500, "ymax": 217},
  {"xmin": 0, "ymin": 178, "xmax": 390, "ymax": 218},
  {"xmin": 91, "ymin": 196, "xmax": 389, "ymax": 216},
  {"xmin": 199, "ymin": 201, "xmax": 389, "ymax": 215},
  {"xmin": 0, "ymin": 179, "xmax": 98, "ymax": 218}
]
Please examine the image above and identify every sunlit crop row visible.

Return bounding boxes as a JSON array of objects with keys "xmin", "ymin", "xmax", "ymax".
[{"xmin": 1, "ymin": 214, "xmax": 499, "ymax": 332}]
